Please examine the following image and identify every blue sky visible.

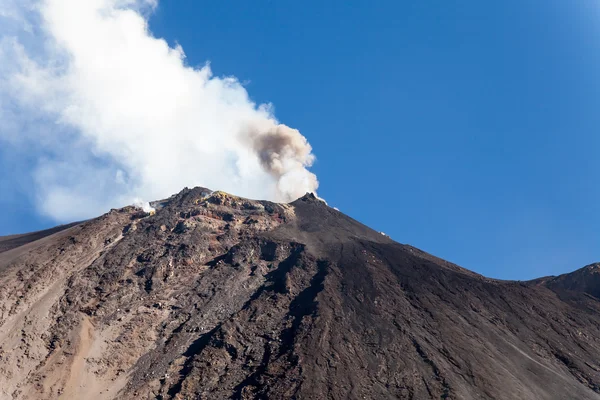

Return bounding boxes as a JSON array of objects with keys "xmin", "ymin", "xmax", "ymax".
[{"xmin": 1, "ymin": 0, "xmax": 599, "ymax": 280}]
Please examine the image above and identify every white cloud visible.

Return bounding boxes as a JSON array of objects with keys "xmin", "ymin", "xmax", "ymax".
[{"xmin": 0, "ymin": 0, "xmax": 318, "ymax": 222}]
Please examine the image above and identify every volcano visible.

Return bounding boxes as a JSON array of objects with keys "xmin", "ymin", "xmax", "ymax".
[{"xmin": 1, "ymin": 187, "xmax": 599, "ymax": 399}]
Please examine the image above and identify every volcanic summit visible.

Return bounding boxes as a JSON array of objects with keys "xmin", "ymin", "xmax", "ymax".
[{"xmin": 1, "ymin": 187, "xmax": 600, "ymax": 399}]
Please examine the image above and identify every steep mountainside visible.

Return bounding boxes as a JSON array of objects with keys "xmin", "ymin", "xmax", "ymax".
[
  {"xmin": 1, "ymin": 187, "xmax": 600, "ymax": 399},
  {"xmin": 0, "ymin": 222, "xmax": 81, "ymax": 254}
]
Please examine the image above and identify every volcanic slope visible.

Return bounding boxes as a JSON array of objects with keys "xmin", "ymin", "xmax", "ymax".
[{"xmin": 1, "ymin": 187, "xmax": 600, "ymax": 400}]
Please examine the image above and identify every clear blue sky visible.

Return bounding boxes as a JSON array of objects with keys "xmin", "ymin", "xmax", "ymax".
[{"xmin": 2, "ymin": 0, "xmax": 599, "ymax": 280}]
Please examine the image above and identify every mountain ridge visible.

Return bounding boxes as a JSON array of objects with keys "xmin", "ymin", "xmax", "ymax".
[{"xmin": 1, "ymin": 186, "xmax": 599, "ymax": 399}]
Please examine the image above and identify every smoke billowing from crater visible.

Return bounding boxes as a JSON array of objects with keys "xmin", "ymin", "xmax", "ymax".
[
  {"xmin": 0, "ymin": 0, "xmax": 318, "ymax": 221},
  {"xmin": 245, "ymin": 122, "xmax": 318, "ymax": 202}
]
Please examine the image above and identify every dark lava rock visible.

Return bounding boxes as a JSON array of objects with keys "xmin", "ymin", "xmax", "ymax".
[{"xmin": 1, "ymin": 187, "xmax": 600, "ymax": 400}]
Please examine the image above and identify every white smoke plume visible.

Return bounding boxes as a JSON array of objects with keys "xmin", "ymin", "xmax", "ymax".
[
  {"xmin": 132, "ymin": 198, "xmax": 155, "ymax": 214},
  {"xmin": 0, "ymin": 0, "xmax": 318, "ymax": 222}
]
